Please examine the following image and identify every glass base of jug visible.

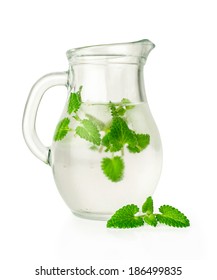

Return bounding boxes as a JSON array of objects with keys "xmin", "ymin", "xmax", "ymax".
[{"xmin": 72, "ymin": 210, "xmax": 112, "ymax": 221}]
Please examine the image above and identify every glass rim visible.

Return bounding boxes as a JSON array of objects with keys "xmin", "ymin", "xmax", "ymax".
[{"xmin": 66, "ymin": 39, "xmax": 155, "ymax": 61}]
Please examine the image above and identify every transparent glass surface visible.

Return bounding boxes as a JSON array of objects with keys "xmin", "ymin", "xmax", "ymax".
[{"xmin": 23, "ymin": 39, "xmax": 163, "ymax": 220}]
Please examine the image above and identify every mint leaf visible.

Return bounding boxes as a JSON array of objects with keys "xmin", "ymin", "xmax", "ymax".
[
  {"xmin": 101, "ymin": 132, "xmax": 123, "ymax": 152},
  {"xmin": 67, "ymin": 86, "xmax": 82, "ymax": 114},
  {"xmin": 110, "ymin": 117, "xmax": 137, "ymax": 148},
  {"xmin": 102, "ymin": 117, "xmax": 137, "ymax": 152},
  {"xmin": 142, "ymin": 197, "xmax": 157, "ymax": 226},
  {"xmin": 101, "ymin": 133, "xmax": 111, "ymax": 152},
  {"xmin": 85, "ymin": 113, "xmax": 106, "ymax": 131},
  {"xmin": 53, "ymin": 117, "xmax": 71, "ymax": 141},
  {"xmin": 143, "ymin": 214, "xmax": 158, "ymax": 227},
  {"xmin": 107, "ymin": 204, "xmax": 144, "ymax": 228},
  {"xmin": 156, "ymin": 205, "xmax": 190, "ymax": 228},
  {"xmin": 121, "ymin": 98, "xmax": 135, "ymax": 110},
  {"xmin": 76, "ymin": 119, "xmax": 101, "ymax": 146},
  {"xmin": 128, "ymin": 133, "xmax": 150, "ymax": 153},
  {"xmin": 142, "ymin": 196, "xmax": 154, "ymax": 215},
  {"xmin": 109, "ymin": 99, "xmax": 134, "ymax": 117},
  {"xmin": 101, "ymin": 156, "xmax": 124, "ymax": 182}
]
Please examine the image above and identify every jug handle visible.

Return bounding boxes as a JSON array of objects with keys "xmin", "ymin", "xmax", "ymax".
[{"xmin": 22, "ymin": 72, "xmax": 68, "ymax": 164}]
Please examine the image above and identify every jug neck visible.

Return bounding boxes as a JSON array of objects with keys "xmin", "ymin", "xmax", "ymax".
[{"xmin": 66, "ymin": 39, "xmax": 155, "ymax": 103}]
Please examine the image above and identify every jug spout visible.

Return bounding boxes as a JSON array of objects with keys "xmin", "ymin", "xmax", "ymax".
[{"xmin": 133, "ymin": 39, "xmax": 155, "ymax": 59}]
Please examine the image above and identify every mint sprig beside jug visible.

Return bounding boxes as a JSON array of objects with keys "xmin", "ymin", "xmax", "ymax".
[
  {"xmin": 107, "ymin": 196, "xmax": 190, "ymax": 229},
  {"xmin": 53, "ymin": 86, "xmax": 151, "ymax": 182}
]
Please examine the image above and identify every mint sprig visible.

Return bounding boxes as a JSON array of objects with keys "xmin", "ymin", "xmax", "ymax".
[
  {"xmin": 53, "ymin": 86, "xmax": 151, "ymax": 183},
  {"xmin": 107, "ymin": 196, "xmax": 190, "ymax": 229}
]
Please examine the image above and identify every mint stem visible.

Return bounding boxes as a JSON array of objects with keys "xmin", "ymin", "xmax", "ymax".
[
  {"xmin": 99, "ymin": 145, "xmax": 104, "ymax": 153},
  {"xmin": 73, "ymin": 114, "xmax": 82, "ymax": 122}
]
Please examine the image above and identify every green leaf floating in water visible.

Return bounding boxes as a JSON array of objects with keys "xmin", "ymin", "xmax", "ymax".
[
  {"xmin": 53, "ymin": 117, "xmax": 71, "ymax": 141},
  {"xmin": 85, "ymin": 113, "xmax": 106, "ymax": 131},
  {"xmin": 101, "ymin": 156, "xmax": 124, "ymax": 182},
  {"xmin": 109, "ymin": 98, "xmax": 135, "ymax": 117},
  {"xmin": 67, "ymin": 86, "xmax": 82, "ymax": 114},
  {"xmin": 128, "ymin": 133, "xmax": 150, "ymax": 153},
  {"xmin": 102, "ymin": 117, "xmax": 137, "ymax": 152},
  {"xmin": 121, "ymin": 98, "xmax": 135, "ymax": 110},
  {"xmin": 76, "ymin": 119, "xmax": 101, "ymax": 146}
]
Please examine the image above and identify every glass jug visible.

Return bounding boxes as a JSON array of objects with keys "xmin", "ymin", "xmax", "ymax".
[{"xmin": 22, "ymin": 39, "xmax": 162, "ymax": 220}]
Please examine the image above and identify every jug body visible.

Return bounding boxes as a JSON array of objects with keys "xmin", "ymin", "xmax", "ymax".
[{"xmin": 23, "ymin": 40, "xmax": 163, "ymax": 220}]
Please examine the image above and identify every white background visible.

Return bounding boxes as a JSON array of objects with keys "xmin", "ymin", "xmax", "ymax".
[{"xmin": 0, "ymin": 0, "xmax": 217, "ymax": 278}]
